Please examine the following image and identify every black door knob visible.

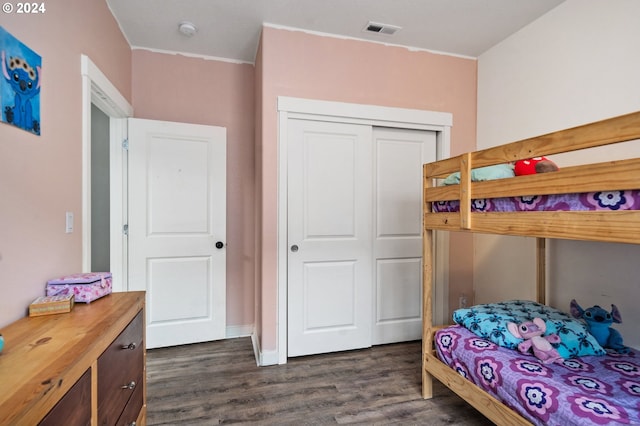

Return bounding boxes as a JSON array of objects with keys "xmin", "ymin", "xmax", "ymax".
[{"xmin": 215, "ymin": 241, "xmax": 224, "ymax": 249}]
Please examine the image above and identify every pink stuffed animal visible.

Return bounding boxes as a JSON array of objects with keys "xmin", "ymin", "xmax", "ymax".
[{"xmin": 507, "ymin": 318, "xmax": 563, "ymax": 364}]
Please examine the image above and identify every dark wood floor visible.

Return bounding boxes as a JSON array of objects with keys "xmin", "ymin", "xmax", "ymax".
[{"xmin": 146, "ymin": 338, "xmax": 493, "ymax": 425}]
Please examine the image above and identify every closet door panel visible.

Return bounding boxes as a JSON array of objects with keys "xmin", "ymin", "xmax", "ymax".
[
  {"xmin": 287, "ymin": 119, "xmax": 373, "ymax": 357},
  {"xmin": 373, "ymin": 128, "xmax": 437, "ymax": 345}
]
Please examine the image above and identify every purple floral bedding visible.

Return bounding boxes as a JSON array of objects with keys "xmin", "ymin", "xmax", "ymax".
[
  {"xmin": 432, "ymin": 190, "xmax": 640, "ymax": 213},
  {"xmin": 435, "ymin": 325, "xmax": 640, "ymax": 425}
]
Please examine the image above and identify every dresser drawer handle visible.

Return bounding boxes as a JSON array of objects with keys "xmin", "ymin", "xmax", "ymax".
[
  {"xmin": 121, "ymin": 381, "xmax": 136, "ymax": 390},
  {"xmin": 121, "ymin": 342, "xmax": 137, "ymax": 350}
]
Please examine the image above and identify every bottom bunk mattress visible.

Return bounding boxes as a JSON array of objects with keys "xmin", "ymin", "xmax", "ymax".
[{"xmin": 435, "ymin": 325, "xmax": 640, "ymax": 426}]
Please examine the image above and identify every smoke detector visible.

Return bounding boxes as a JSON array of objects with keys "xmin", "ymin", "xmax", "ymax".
[
  {"xmin": 178, "ymin": 21, "xmax": 198, "ymax": 37},
  {"xmin": 363, "ymin": 21, "xmax": 401, "ymax": 36}
]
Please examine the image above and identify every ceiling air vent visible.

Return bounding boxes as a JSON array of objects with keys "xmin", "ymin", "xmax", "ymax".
[{"xmin": 364, "ymin": 21, "xmax": 401, "ymax": 36}]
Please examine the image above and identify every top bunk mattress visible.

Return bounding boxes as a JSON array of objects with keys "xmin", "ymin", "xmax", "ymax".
[{"xmin": 432, "ymin": 190, "xmax": 640, "ymax": 213}]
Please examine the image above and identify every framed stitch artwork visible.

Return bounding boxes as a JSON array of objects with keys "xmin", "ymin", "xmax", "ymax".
[{"xmin": 0, "ymin": 26, "xmax": 41, "ymax": 135}]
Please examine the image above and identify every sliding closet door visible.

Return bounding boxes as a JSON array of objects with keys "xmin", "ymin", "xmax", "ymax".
[
  {"xmin": 287, "ymin": 119, "xmax": 373, "ymax": 357},
  {"xmin": 372, "ymin": 128, "xmax": 436, "ymax": 344},
  {"xmin": 287, "ymin": 119, "xmax": 437, "ymax": 356}
]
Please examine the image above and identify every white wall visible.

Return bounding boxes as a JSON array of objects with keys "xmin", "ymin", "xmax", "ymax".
[{"xmin": 475, "ymin": 0, "xmax": 640, "ymax": 349}]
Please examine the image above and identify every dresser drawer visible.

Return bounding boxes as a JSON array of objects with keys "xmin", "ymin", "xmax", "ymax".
[
  {"xmin": 116, "ymin": 367, "xmax": 144, "ymax": 426},
  {"xmin": 98, "ymin": 311, "xmax": 144, "ymax": 425},
  {"xmin": 39, "ymin": 368, "xmax": 92, "ymax": 426}
]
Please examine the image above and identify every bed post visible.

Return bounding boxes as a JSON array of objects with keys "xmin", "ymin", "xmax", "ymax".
[
  {"xmin": 459, "ymin": 152, "xmax": 472, "ymax": 230},
  {"xmin": 536, "ymin": 238, "xmax": 546, "ymax": 305},
  {"xmin": 422, "ymin": 164, "xmax": 434, "ymax": 399}
]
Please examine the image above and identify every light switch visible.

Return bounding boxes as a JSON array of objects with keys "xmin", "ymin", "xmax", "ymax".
[{"xmin": 65, "ymin": 212, "xmax": 74, "ymax": 233}]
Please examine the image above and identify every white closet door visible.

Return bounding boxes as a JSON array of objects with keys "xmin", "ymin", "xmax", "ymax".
[
  {"xmin": 372, "ymin": 128, "xmax": 436, "ymax": 345},
  {"xmin": 287, "ymin": 119, "xmax": 373, "ymax": 357}
]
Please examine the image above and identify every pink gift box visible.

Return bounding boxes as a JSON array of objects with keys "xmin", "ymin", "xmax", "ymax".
[{"xmin": 46, "ymin": 272, "xmax": 112, "ymax": 303}]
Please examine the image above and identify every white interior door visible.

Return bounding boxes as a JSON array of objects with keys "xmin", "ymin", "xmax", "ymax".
[
  {"xmin": 128, "ymin": 118, "xmax": 226, "ymax": 349},
  {"xmin": 372, "ymin": 128, "xmax": 436, "ymax": 344},
  {"xmin": 287, "ymin": 119, "xmax": 373, "ymax": 357}
]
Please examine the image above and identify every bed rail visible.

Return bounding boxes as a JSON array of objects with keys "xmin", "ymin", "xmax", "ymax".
[{"xmin": 423, "ymin": 111, "xmax": 640, "ymax": 243}]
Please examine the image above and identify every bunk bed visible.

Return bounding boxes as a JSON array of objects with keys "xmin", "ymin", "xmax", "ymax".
[{"xmin": 421, "ymin": 111, "xmax": 640, "ymax": 426}]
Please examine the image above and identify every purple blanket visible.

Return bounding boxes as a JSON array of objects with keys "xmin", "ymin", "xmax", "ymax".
[
  {"xmin": 435, "ymin": 325, "xmax": 640, "ymax": 425},
  {"xmin": 432, "ymin": 190, "xmax": 640, "ymax": 213}
]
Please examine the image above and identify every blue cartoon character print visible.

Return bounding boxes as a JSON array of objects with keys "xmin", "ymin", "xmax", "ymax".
[{"xmin": 2, "ymin": 50, "xmax": 40, "ymax": 134}]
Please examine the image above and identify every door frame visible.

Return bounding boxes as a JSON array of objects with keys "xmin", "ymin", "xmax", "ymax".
[
  {"xmin": 276, "ymin": 96, "xmax": 452, "ymax": 364},
  {"xmin": 81, "ymin": 55, "xmax": 133, "ymax": 291}
]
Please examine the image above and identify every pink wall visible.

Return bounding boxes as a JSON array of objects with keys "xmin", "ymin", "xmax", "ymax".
[
  {"xmin": 131, "ymin": 50, "xmax": 256, "ymax": 328},
  {"xmin": 0, "ymin": 1, "xmax": 131, "ymax": 327},
  {"xmin": 257, "ymin": 27, "xmax": 477, "ymax": 351}
]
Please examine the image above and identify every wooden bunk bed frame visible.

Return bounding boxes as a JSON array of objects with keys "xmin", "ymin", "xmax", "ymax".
[{"xmin": 421, "ymin": 111, "xmax": 640, "ymax": 426}]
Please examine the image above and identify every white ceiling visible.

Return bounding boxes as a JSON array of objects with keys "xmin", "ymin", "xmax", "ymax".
[{"xmin": 106, "ymin": 0, "xmax": 564, "ymax": 64}]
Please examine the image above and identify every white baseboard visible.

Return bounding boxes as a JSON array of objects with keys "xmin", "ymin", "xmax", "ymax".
[
  {"xmin": 260, "ymin": 348, "xmax": 280, "ymax": 366},
  {"xmin": 225, "ymin": 325, "xmax": 282, "ymax": 366},
  {"xmin": 250, "ymin": 334, "xmax": 281, "ymax": 366},
  {"xmin": 225, "ymin": 324, "xmax": 253, "ymax": 339},
  {"xmin": 250, "ymin": 334, "xmax": 261, "ymax": 366}
]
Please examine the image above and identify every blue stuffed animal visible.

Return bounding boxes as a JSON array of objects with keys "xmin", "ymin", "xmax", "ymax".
[{"xmin": 570, "ymin": 299, "xmax": 629, "ymax": 354}]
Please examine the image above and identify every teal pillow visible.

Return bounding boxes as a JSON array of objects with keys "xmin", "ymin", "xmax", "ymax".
[
  {"xmin": 453, "ymin": 300, "xmax": 606, "ymax": 358},
  {"xmin": 442, "ymin": 164, "xmax": 515, "ymax": 185}
]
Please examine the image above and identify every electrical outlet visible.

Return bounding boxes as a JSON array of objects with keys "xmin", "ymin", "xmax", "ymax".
[{"xmin": 459, "ymin": 295, "xmax": 468, "ymax": 309}]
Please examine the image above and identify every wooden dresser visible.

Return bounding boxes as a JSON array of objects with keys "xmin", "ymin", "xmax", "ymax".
[{"xmin": 0, "ymin": 291, "xmax": 146, "ymax": 425}]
